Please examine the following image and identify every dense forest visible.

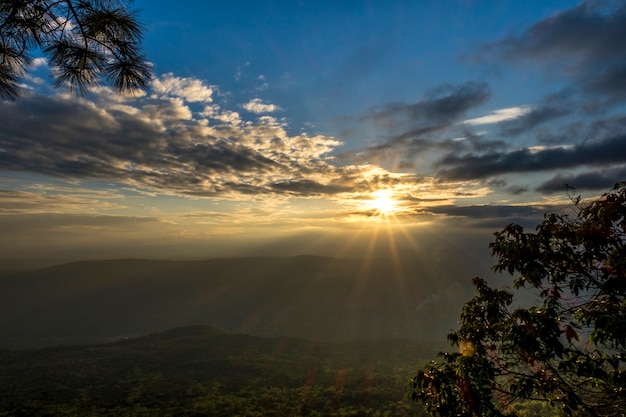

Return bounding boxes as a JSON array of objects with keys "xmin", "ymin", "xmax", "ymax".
[
  {"xmin": 0, "ymin": 326, "xmax": 432, "ymax": 416},
  {"xmin": 0, "ymin": 257, "xmax": 567, "ymax": 416},
  {"xmin": 0, "ymin": 326, "xmax": 566, "ymax": 416}
]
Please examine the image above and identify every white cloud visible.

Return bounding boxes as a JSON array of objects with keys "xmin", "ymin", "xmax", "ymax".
[
  {"xmin": 527, "ymin": 144, "xmax": 574, "ymax": 154},
  {"xmin": 151, "ymin": 73, "xmax": 214, "ymax": 102},
  {"xmin": 1, "ymin": 71, "xmax": 493, "ymax": 209},
  {"xmin": 463, "ymin": 105, "xmax": 532, "ymax": 126},
  {"xmin": 30, "ymin": 57, "xmax": 48, "ymax": 68},
  {"xmin": 242, "ymin": 98, "xmax": 282, "ymax": 114},
  {"xmin": 211, "ymin": 110, "xmax": 241, "ymax": 125},
  {"xmin": 234, "ymin": 61, "xmax": 250, "ymax": 81}
]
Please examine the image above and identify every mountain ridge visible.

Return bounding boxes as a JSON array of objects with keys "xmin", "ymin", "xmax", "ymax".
[{"xmin": 0, "ymin": 255, "xmax": 483, "ymax": 349}]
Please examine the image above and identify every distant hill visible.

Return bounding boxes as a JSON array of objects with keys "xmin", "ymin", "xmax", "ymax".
[
  {"xmin": 0, "ymin": 255, "xmax": 482, "ymax": 349},
  {"xmin": 0, "ymin": 325, "xmax": 434, "ymax": 416}
]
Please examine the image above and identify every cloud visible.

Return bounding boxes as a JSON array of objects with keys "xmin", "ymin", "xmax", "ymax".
[
  {"xmin": 536, "ymin": 166, "xmax": 626, "ymax": 193},
  {"xmin": 498, "ymin": 105, "xmax": 571, "ymax": 137},
  {"xmin": 0, "ymin": 91, "xmax": 314, "ymax": 197},
  {"xmin": 463, "ymin": 106, "xmax": 532, "ymax": 126},
  {"xmin": 151, "ymin": 73, "xmax": 215, "ymax": 102},
  {"xmin": 506, "ymin": 185, "xmax": 529, "ymax": 195},
  {"xmin": 401, "ymin": 1, "xmax": 626, "ymax": 189},
  {"xmin": 426, "ymin": 204, "xmax": 545, "ymax": 220},
  {"xmin": 352, "ymin": 81, "xmax": 491, "ymax": 165},
  {"xmin": 365, "ymin": 81, "xmax": 490, "ymax": 128},
  {"xmin": 437, "ymin": 134, "xmax": 626, "ymax": 180},
  {"xmin": 0, "ymin": 78, "xmax": 452, "ymax": 204},
  {"xmin": 234, "ymin": 62, "xmax": 250, "ymax": 81},
  {"xmin": 0, "ymin": 188, "xmax": 126, "ymax": 214},
  {"xmin": 30, "ymin": 57, "xmax": 48, "ymax": 68},
  {"xmin": 242, "ymin": 98, "xmax": 282, "ymax": 114},
  {"xmin": 269, "ymin": 179, "xmax": 351, "ymax": 196},
  {"xmin": 483, "ymin": 1, "xmax": 626, "ymax": 102},
  {"xmin": 422, "ymin": 203, "xmax": 555, "ymax": 231}
]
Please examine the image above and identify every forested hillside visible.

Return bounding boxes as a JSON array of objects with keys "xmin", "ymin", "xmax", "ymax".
[{"xmin": 0, "ymin": 326, "xmax": 433, "ymax": 416}]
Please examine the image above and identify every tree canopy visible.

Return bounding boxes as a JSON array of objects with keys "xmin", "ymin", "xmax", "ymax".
[
  {"xmin": 0, "ymin": 0, "xmax": 151, "ymax": 100},
  {"xmin": 411, "ymin": 182, "xmax": 626, "ymax": 417}
]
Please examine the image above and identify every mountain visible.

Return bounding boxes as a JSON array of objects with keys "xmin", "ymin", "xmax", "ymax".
[
  {"xmin": 0, "ymin": 255, "xmax": 482, "ymax": 349},
  {"xmin": 0, "ymin": 325, "xmax": 435, "ymax": 416}
]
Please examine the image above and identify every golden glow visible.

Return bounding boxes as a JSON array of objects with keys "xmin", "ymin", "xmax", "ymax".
[{"xmin": 366, "ymin": 189, "xmax": 398, "ymax": 216}]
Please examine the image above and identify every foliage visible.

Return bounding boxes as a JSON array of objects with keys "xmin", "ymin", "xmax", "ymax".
[
  {"xmin": 0, "ymin": 0, "xmax": 151, "ymax": 99},
  {"xmin": 0, "ymin": 326, "xmax": 432, "ymax": 416},
  {"xmin": 411, "ymin": 182, "xmax": 626, "ymax": 416}
]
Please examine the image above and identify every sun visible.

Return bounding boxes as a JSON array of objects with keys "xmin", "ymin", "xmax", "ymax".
[{"xmin": 366, "ymin": 189, "xmax": 398, "ymax": 216}]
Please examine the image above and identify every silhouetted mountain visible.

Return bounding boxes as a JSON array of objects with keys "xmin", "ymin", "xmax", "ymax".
[{"xmin": 0, "ymin": 255, "xmax": 482, "ymax": 349}]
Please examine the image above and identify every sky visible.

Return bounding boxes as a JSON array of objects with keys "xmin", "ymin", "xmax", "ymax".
[{"xmin": 1, "ymin": 0, "xmax": 626, "ymax": 262}]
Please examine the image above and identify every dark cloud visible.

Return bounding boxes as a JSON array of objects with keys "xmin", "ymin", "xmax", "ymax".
[
  {"xmin": 506, "ymin": 185, "xmax": 528, "ymax": 195},
  {"xmin": 468, "ymin": 217, "xmax": 545, "ymax": 231},
  {"xmin": 426, "ymin": 204, "xmax": 545, "ymax": 220},
  {"xmin": 493, "ymin": 2, "xmax": 626, "ymax": 59},
  {"xmin": 269, "ymin": 180, "xmax": 351, "ymax": 196},
  {"xmin": 462, "ymin": 130, "xmax": 508, "ymax": 153},
  {"xmin": 536, "ymin": 166, "xmax": 626, "ymax": 194},
  {"xmin": 365, "ymin": 81, "xmax": 490, "ymax": 127},
  {"xmin": 420, "ymin": 204, "xmax": 553, "ymax": 231},
  {"xmin": 366, "ymin": 127, "xmax": 442, "ymax": 152},
  {"xmin": 358, "ymin": 82, "xmax": 490, "ymax": 156},
  {"xmin": 417, "ymin": 1, "xmax": 626, "ymax": 190},
  {"xmin": 586, "ymin": 114, "xmax": 626, "ymax": 139},
  {"xmin": 437, "ymin": 134, "xmax": 626, "ymax": 180},
  {"xmin": 499, "ymin": 104, "xmax": 571, "ymax": 137},
  {"xmin": 531, "ymin": 114, "xmax": 626, "ymax": 149},
  {"xmin": 187, "ymin": 144, "xmax": 280, "ymax": 173},
  {"xmin": 484, "ymin": 1, "xmax": 626, "ymax": 102},
  {"xmin": 535, "ymin": 121, "xmax": 585, "ymax": 145},
  {"xmin": 0, "ymin": 92, "xmax": 347, "ymax": 197},
  {"xmin": 0, "ymin": 95, "xmax": 166, "ymax": 177},
  {"xmin": 588, "ymin": 63, "xmax": 626, "ymax": 97},
  {"xmin": 338, "ymin": 82, "xmax": 494, "ymax": 174},
  {"xmin": 0, "ymin": 86, "xmax": 446, "ymax": 204}
]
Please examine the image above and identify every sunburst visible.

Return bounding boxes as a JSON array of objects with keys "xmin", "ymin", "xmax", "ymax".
[{"xmin": 366, "ymin": 189, "xmax": 398, "ymax": 216}]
